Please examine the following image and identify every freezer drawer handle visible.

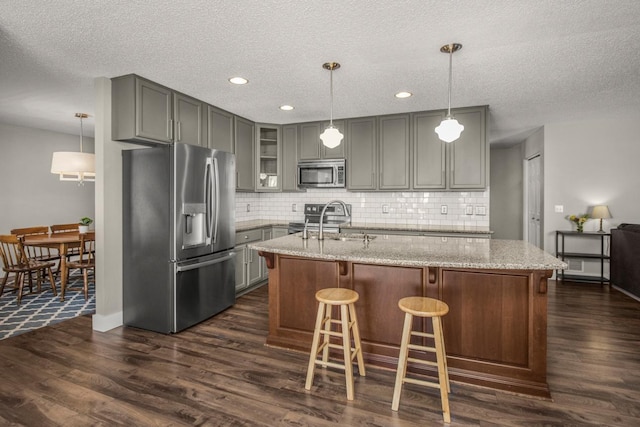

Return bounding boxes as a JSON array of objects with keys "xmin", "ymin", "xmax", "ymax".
[{"xmin": 176, "ymin": 252, "xmax": 237, "ymax": 272}]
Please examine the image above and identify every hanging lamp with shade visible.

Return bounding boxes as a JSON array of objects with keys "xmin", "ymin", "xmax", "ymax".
[
  {"xmin": 319, "ymin": 62, "xmax": 344, "ymax": 149},
  {"xmin": 51, "ymin": 113, "xmax": 95, "ymax": 183},
  {"xmin": 435, "ymin": 43, "xmax": 465, "ymax": 143}
]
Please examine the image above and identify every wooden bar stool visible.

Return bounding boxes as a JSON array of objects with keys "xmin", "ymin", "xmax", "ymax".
[
  {"xmin": 391, "ymin": 296, "xmax": 451, "ymax": 423},
  {"xmin": 305, "ymin": 288, "xmax": 366, "ymax": 400}
]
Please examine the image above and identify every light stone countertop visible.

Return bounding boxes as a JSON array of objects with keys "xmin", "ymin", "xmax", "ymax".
[
  {"xmin": 249, "ymin": 232, "xmax": 567, "ymax": 270},
  {"xmin": 342, "ymin": 223, "xmax": 492, "ymax": 234}
]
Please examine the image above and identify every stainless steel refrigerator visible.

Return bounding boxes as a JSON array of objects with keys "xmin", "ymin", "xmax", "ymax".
[{"xmin": 123, "ymin": 142, "xmax": 236, "ymax": 333}]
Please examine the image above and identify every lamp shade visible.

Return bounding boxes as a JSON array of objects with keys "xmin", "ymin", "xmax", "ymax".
[
  {"xmin": 435, "ymin": 117, "xmax": 465, "ymax": 143},
  {"xmin": 320, "ymin": 125, "xmax": 344, "ymax": 149},
  {"xmin": 591, "ymin": 205, "xmax": 612, "ymax": 219},
  {"xmin": 51, "ymin": 152, "xmax": 95, "ymax": 181}
]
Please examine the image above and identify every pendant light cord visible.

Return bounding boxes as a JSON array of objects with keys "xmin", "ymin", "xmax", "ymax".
[
  {"xmin": 79, "ymin": 115, "xmax": 84, "ymax": 153},
  {"xmin": 329, "ymin": 67, "xmax": 334, "ymax": 126},
  {"xmin": 447, "ymin": 44, "xmax": 453, "ymax": 117}
]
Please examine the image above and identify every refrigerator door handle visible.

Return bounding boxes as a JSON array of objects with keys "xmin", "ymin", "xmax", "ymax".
[
  {"xmin": 213, "ymin": 157, "xmax": 220, "ymax": 244},
  {"xmin": 205, "ymin": 158, "xmax": 213, "ymax": 241},
  {"xmin": 176, "ymin": 252, "xmax": 236, "ymax": 272}
]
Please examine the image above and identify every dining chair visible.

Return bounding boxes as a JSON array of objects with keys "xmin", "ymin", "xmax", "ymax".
[
  {"xmin": 10, "ymin": 226, "xmax": 60, "ymax": 264},
  {"xmin": 61, "ymin": 232, "xmax": 94, "ymax": 301},
  {"xmin": 0, "ymin": 234, "xmax": 58, "ymax": 305},
  {"xmin": 50, "ymin": 223, "xmax": 82, "ymax": 260}
]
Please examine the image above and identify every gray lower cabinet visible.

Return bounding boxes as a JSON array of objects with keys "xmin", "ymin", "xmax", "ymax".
[
  {"xmin": 379, "ymin": 114, "xmax": 410, "ymax": 190},
  {"xmin": 173, "ymin": 93, "xmax": 204, "ymax": 146},
  {"xmin": 299, "ymin": 120, "xmax": 346, "ymax": 160},
  {"xmin": 347, "ymin": 117, "xmax": 377, "ymax": 190},
  {"xmin": 235, "ymin": 228, "xmax": 264, "ymax": 294},
  {"xmin": 234, "ymin": 116, "xmax": 255, "ymax": 191},
  {"xmin": 260, "ymin": 229, "xmax": 272, "ymax": 281},
  {"xmin": 235, "ymin": 243, "xmax": 248, "ymax": 292},
  {"xmin": 272, "ymin": 226, "xmax": 288, "ymax": 238},
  {"xmin": 449, "ymin": 107, "xmax": 487, "ymax": 189},
  {"xmin": 112, "ymin": 74, "xmax": 173, "ymax": 144},
  {"xmin": 207, "ymin": 105, "xmax": 234, "ymax": 152},
  {"xmin": 413, "ymin": 111, "xmax": 447, "ymax": 189},
  {"xmin": 281, "ymin": 124, "xmax": 299, "ymax": 191}
]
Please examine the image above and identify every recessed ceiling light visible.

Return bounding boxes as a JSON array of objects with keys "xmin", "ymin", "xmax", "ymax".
[
  {"xmin": 395, "ymin": 91, "xmax": 412, "ymax": 99},
  {"xmin": 279, "ymin": 105, "xmax": 294, "ymax": 111},
  {"xmin": 229, "ymin": 77, "xmax": 248, "ymax": 85}
]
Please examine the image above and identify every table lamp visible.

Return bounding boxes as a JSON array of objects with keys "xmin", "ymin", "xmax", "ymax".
[{"xmin": 591, "ymin": 205, "xmax": 612, "ymax": 233}]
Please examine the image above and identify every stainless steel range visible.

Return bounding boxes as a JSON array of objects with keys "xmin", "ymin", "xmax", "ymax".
[{"xmin": 288, "ymin": 203, "xmax": 352, "ymax": 234}]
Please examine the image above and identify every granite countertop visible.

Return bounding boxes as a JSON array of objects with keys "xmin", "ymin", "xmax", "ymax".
[
  {"xmin": 249, "ymin": 232, "xmax": 567, "ymax": 270},
  {"xmin": 236, "ymin": 220, "xmax": 289, "ymax": 232}
]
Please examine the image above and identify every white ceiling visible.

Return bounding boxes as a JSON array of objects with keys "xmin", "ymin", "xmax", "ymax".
[{"xmin": 1, "ymin": 0, "xmax": 639, "ymax": 145}]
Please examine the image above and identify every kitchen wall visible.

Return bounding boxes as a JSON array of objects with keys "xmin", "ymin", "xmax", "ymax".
[
  {"xmin": 237, "ymin": 188, "xmax": 490, "ymax": 229},
  {"xmin": 0, "ymin": 122, "xmax": 95, "ymax": 234}
]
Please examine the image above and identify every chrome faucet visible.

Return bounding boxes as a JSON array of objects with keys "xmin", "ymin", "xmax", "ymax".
[{"xmin": 318, "ymin": 199, "xmax": 350, "ymax": 240}]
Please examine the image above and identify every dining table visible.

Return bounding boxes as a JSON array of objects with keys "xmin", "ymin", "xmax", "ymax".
[{"xmin": 22, "ymin": 231, "xmax": 94, "ymax": 293}]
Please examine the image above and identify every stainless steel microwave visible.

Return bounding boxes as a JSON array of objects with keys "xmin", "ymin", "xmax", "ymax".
[{"xmin": 297, "ymin": 159, "xmax": 346, "ymax": 188}]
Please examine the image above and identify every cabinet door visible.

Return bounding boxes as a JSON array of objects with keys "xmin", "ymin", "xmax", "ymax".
[
  {"xmin": 247, "ymin": 246, "xmax": 262, "ymax": 286},
  {"xmin": 281, "ymin": 124, "xmax": 299, "ymax": 191},
  {"xmin": 299, "ymin": 122, "xmax": 322, "ymax": 160},
  {"xmin": 347, "ymin": 117, "xmax": 377, "ymax": 190},
  {"xmin": 379, "ymin": 114, "xmax": 410, "ymax": 190},
  {"xmin": 260, "ymin": 229, "xmax": 273, "ymax": 281},
  {"xmin": 207, "ymin": 105, "xmax": 234, "ymax": 152},
  {"xmin": 235, "ymin": 244, "xmax": 248, "ymax": 292},
  {"xmin": 272, "ymin": 226, "xmax": 289, "ymax": 238},
  {"xmin": 256, "ymin": 124, "xmax": 281, "ymax": 192},
  {"xmin": 413, "ymin": 111, "xmax": 446, "ymax": 189},
  {"xmin": 449, "ymin": 107, "xmax": 487, "ymax": 189},
  {"xmin": 135, "ymin": 78, "xmax": 173, "ymax": 143},
  {"xmin": 320, "ymin": 119, "xmax": 346, "ymax": 159},
  {"xmin": 234, "ymin": 116, "xmax": 255, "ymax": 191},
  {"xmin": 174, "ymin": 93, "xmax": 204, "ymax": 146}
]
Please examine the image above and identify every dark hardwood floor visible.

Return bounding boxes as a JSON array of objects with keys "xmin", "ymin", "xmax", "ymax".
[{"xmin": 0, "ymin": 280, "xmax": 639, "ymax": 426}]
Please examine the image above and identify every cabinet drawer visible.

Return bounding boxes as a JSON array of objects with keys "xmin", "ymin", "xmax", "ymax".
[{"xmin": 235, "ymin": 228, "xmax": 263, "ymax": 244}]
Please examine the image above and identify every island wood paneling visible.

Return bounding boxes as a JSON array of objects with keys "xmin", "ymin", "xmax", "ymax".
[{"xmin": 264, "ymin": 253, "xmax": 552, "ymax": 397}]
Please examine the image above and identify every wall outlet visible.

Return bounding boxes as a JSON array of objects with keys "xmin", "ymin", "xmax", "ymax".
[
  {"xmin": 465, "ymin": 205, "xmax": 474, "ymax": 215},
  {"xmin": 441, "ymin": 205, "xmax": 448, "ymax": 214},
  {"xmin": 246, "ymin": 203, "xmax": 250, "ymax": 212},
  {"xmin": 382, "ymin": 204, "xmax": 389, "ymax": 214},
  {"xmin": 292, "ymin": 203, "xmax": 297, "ymax": 212},
  {"xmin": 554, "ymin": 205, "xmax": 564, "ymax": 213},
  {"xmin": 475, "ymin": 205, "xmax": 486, "ymax": 216}
]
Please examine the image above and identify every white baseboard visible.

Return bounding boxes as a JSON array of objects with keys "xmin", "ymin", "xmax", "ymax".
[
  {"xmin": 612, "ymin": 285, "xmax": 640, "ymax": 303},
  {"xmin": 92, "ymin": 311, "xmax": 123, "ymax": 332}
]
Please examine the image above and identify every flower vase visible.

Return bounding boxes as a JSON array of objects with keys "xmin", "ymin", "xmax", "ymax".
[{"xmin": 576, "ymin": 224, "xmax": 583, "ymax": 233}]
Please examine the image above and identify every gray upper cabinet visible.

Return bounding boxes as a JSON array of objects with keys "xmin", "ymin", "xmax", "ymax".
[
  {"xmin": 234, "ymin": 116, "xmax": 255, "ymax": 191},
  {"xmin": 299, "ymin": 120, "xmax": 346, "ymax": 160},
  {"xmin": 281, "ymin": 124, "xmax": 299, "ymax": 191},
  {"xmin": 112, "ymin": 74, "xmax": 173, "ymax": 144},
  {"xmin": 207, "ymin": 105, "xmax": 234, "ymax": 152},
  {"xmin": 413, "ymin": 111, "xmax": 447, "ymax": 189},
  {"xmin": 346, "ymin": 117, "xmax": 377, "ymax": 190},
  {"xmin": 256, "ymin": 124, "xmax": 281, "ymax": 192},
  {"xmin": 379, "ymin": 114, "xmax": 410, "ymax": 190},
  {"xmin": 173, "ymin": 93, "xmax": 204, "ymax": 146},
  {"xmin": 448, "ymin": 107, "xmax": 487, "ymax": 189}
]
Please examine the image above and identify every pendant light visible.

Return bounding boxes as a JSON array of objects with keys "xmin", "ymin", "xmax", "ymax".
[
  {"xmin": 51, "ymin": 113, "xmax": 95, "ymax": 183},
  {"xmin": 319, "ymin": 62, "xmax": 344, "ymax": 149},
  {"xmin": 435, "ymin": 43, "xmax": 465, "ymax": 143}
]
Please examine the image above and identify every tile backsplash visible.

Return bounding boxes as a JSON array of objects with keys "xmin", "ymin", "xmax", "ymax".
[{"xmin": 236, "ymin": 188, "xmax": 490, "ymax": 229}]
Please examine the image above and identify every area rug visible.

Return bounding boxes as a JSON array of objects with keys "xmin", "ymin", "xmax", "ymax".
[{"xmin": 0, "ymin": 273, "xmax": 95, "ymax": 340}]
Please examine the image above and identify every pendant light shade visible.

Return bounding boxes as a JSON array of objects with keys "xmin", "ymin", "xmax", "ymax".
[
  {"xmin": 435, "ymin": 43, "xmax": 464, "ymax": 143},
  {"xmin": 51, "ymin": 113, "xmax": 95, "ymax": 183},
  {"xmin": 319, "ymin": 62, "xmax": 344, "ymax": 149}
]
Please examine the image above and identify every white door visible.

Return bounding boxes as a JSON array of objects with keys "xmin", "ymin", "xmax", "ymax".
[{"xmin": 526, "ymin": 155, "xmax": 542, "ymax": 248}]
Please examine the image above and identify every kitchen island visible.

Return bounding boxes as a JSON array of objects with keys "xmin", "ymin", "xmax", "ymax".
[{"xmin": 251, "ymin": 233, "xmax": 566, "ymax": 398}]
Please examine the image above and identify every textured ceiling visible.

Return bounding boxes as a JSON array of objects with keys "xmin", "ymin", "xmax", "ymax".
[{"xmin": 1, "ymin": 0, "xmax": 639, "ymax": 145}]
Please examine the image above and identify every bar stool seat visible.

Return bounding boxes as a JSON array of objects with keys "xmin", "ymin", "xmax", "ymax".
[
  {"xmin": 305, "ymin": 288, "xmax": 366, "ymax": 400},
  {"xmin": 392, "ymin": 296, "xmax": 451, "ymax": 423}
]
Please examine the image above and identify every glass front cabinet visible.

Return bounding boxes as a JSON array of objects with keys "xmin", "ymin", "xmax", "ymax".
[{"xmin": 255, "ymin": 124, "xmax": 281, "ymax": 191}]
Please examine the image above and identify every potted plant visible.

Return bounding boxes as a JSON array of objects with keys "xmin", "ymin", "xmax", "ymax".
[{"xmin": 79, "ymin": 217, "xmax": 93, "ymax": 234}]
